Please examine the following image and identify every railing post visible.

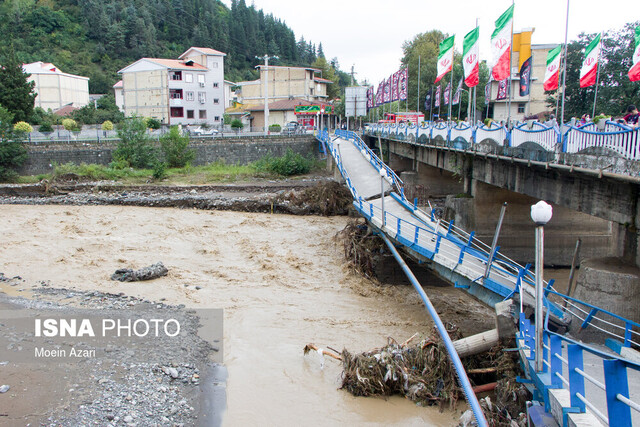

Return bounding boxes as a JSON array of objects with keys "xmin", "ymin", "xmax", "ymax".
[
  {"xmin": 567, "ymin": 344, "xmax": 586, "ymax": 412},
  {"xmin": 550, "ymin": 334, "xmax": 563, "ymax": 388},
  {"xmin": 603, "ymin": 359, "xmax": 632, "ymax": 426},
  {"xmin": 414, "ymin": 226, "xmax": 419, "ymax": 244}
]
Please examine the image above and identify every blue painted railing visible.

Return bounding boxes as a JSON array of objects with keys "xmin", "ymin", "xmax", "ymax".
[{"xmin": 366, "ymin": 120, "xmax": 640, "ymax": 162}]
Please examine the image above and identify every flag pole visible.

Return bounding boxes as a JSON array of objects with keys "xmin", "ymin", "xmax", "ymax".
[
  {"xmin": 417, "ymin": 56, "xmax": 421, "ymax": 112},
  {"xmin": 592, "ymin": 34, "xmax": 602, "ymax": 118},
  {"xmin": 430, "ymin": 87, "xmax": 434, "ymax": 122},
  {"xmin": 506, "ymin": 0, "xmax": 514, "ymax": 129},
  {"xmin": 560, "ymin": 0, "xmax": 570, "ymax": 132},
  {"xmin": 448, "ymin": 67, "xmax": 454, "ymax": 123},
  {"xmin": 473, "ymin": 18, "xmax": 478, "ymax": 125}
]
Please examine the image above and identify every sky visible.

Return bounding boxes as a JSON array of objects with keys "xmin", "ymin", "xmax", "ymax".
[{"xmin": 219, "ymin": 0, "xmax": 634, "ymax": 85}]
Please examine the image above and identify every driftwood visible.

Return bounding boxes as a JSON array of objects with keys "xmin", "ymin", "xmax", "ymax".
[{"xmin": 111, "ymin": 262, "xmax": 168, "ymax": 282}]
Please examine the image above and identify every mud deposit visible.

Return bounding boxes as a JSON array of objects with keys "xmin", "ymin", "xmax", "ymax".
[{"xmin": 0, "ymin": 196, "xmax": 493, "ymax": 425}]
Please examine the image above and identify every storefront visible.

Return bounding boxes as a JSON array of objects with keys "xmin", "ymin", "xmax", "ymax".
[{"xmin": 294, "ymin": 104, "xmax": 334, "ymax": 129}]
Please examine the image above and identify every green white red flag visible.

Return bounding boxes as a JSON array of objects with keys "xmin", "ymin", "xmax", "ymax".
[
  {"xmin": 435, "ymin": 36, "xmax": 455, "ymax": 83},
  {"xmin": 491, "ymin": 4, "xmax": 514, "ymax": 81},
  {"xmin": 463, "ymin": 27, "xmax": 480, "ymax": 87},
  {"xmin": 543, "ymin": 45, "xmax": 562, "ymax": 91},
  {"xmin": 629, "ymin": 26, "xmax": 640, "ymax": 82},
  {"xmin": 580, "ymin": 33, "xmax": 601, "ymax": 88}
]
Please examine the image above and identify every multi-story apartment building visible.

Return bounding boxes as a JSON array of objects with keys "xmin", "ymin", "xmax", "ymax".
[
  {"xmin": 22, "ymin": 62, "xmax": 90, "ymax": 111},
  {"xmin": 117, "ymin": 47, "xmax": 226, "ymax": 126},
  {"xmin": 237, "ymin": 65, "xmax": 331, "ymax": 107}
]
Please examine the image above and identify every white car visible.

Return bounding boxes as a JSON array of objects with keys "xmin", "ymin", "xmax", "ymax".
[{"xmin": 189, "ymin": 126, "xmax": 219, "ymax": 136}]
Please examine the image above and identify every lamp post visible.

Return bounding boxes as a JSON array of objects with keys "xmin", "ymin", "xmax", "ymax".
[
  {"xmin": 531, "ymin": 200, "xmax": 553, "ymax": 372},
  {"xmin": 380, "ymin": 168, "xmax": 387, "ymax": 227},
  {"xmin": 255, "ymin": 54, "xmax": 279, "ymax": 136}
]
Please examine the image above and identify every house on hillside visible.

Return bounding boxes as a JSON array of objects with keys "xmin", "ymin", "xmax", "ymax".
[
  {"xmin": 22, "ymin": 62, "xmax": 90, "ymax": 112},
  {"xmin": 487, "ymin": 29, "xmax": 559, "ymax": 122},
  {"xmin": 117, "ymin": 47, "xmax": 226, "ymax": 126},
  {"xmin": 236, "ymin": 65, "xmax": 332, "ymax": 108}
]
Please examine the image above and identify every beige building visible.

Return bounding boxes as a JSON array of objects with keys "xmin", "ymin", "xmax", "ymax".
[
  {"xmin": 22, "ymin": 62, "xmax": 90, "ymax": 111},
  {"xmin": 247, "ymin": 99, "xmax": 333, "ymax": 130},
  {"xmin": 118, "ymin": 47, "xmax": 226, "ymax": 126},
  {"xmin": 488, "ymin": 29, "xmax": 559, "ymax": 122},
  {"xmin": 237, "ymin": 66, "xmax": 331, "ymax": 107}
]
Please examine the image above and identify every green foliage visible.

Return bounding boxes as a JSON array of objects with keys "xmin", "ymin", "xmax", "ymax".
[
  {"xmin": 159, "ymin": 126, "xmax": 195, "ymax": 167},
  {"xmin": 223, "ymin": 114, "xmax": 232, "ymax": 124},
  {"xmin": 13, "ymin": 121, "xmax": 33, "ymax": 134},
  {"xmin": 152, "ymin": 161, "xmax": 167, "ymax": 180},
  {"xmin": 231, "ymin": 119, "xmax": 244, "ymax": 129},
  {"xmin": 269, "ymin": 124, "xmax": 281, "ymax": 132},
  {"xmin": 593, "ymin": 114, "xmax": 610, "ymax": 124},
  {"xmin": 114, "ymin": 116, "xmax": 156, "ymax": 168},
  {"xmin": 0, "ymin": 45, "xmax": 36, "ymax": 123},
  {"xmin": 70, "ymin": 94, "xmax": 124, "ymax": 125},
  {"xmin": 62, "ymin": 118, "xmax": 78, "ymax": 131},
  {"xmin": 102, "ymin": 120, "xmax": 114, "ymax": 131},
  {"xmin": 145, "ymin": 117, "xmax": 161, "ymax": 130},
  {"xmin": 0, "ymin": 106, "xmax": 27, "ymax": 181},
  {"xmin": 39, "ymin": 122, "xmax": 54, "ymax": 133},
  {"xmin": 52, "ymin": 162, "xmax": 150, "ymax": 181},
  {"xmin": 254, "ymin": 149, "xmax": 315, "ymax": 176},
  {"xmin": 30, "ymin": 107, "xmax": 57, "ymax": 126}
]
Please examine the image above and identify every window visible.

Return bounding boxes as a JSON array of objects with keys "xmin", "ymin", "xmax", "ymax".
[
  {"xmin": 197, "ymin": 74, "xmax": 205, "ymax": 84},
  {"xmin": 186, "ymin": 91, "xmax": 194, "ymax": 101},
  {"xmin": 198, "ymin": 92, "xmax": 206, "ymax": 103},
  {"xmin": 213, "ymin": 82, "xmax": 219, "ymax": 88},
  {"xmin": 214, "ymin": 116, "xmax": 220, "ymax": 122},
  {"xmin": 185, "ymin": 73, "xmax": 193, "ymax": 83},
  {"xmin": 199, "ymin": 110, "xmax": 207, "ymax": 119},
  {"xmin": 213, "ymin": 98, "xmax": 219, "ymax": 104},
  {"xmin": 170, "ymin": 71, "xmax": 182, "ymax": 81},
  {"xmin": 169, "ymin": 89, "xmax": 183, "ymax": 99},
  {"xmin": 310, "ymin": 88, "xmax": 314, "ymax": 95},
  {"xmin": 517, "ymin": 103, "xmax": 525, "ymax": 114},
  {"xmin": 211, "ymin": 62, "xmax": 218, "ymax": 68},
  {"xmin": 170, "ymin": 107, "xmax": 184, "ymax": 117},
  {"xmin": 187, "ymin": 110, "xmax": 194, "ymax": 119}
]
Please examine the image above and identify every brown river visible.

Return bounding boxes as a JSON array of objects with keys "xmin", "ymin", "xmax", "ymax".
[{"xmin": 0, "ymin": 205, "xmax": 501, "ymax": 426}]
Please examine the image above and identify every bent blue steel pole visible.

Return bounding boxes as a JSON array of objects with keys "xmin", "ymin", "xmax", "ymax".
[{"xmin": 379, "ymin": 233, "xmax": 488, "ymax": 427}]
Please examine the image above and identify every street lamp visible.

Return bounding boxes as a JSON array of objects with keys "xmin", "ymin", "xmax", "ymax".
[
  {"xmin": 380, "ymin": 168, "xmax": 387, "ymax": 227},
  {"xmin": 255, "ymin": 54, "xmax": 279, "ymax": 136},
  {"xmin": 531, "ymin": 200, "xmax": 553, "ymax": 372}
]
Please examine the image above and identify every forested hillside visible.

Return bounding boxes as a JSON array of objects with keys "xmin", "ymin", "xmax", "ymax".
[{"xmin": 1, "ymin": 0, "xmax": 340, "ymax": 94}]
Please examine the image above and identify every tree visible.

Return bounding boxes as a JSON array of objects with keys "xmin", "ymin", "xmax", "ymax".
[
  {"xmin": 312, "ymin": 56, "xmax": 339, "ymax": 99},
  {"xmin": 0, "ymin": 106, "xmax": 27, "ymax": 181},
  {"xmin": 0, "ymin": 45, "xmax": 36, "ymax": 123},
  {"xmin": 114, "ymin": 116, "xmax": 156, "ymax": 168},
  {"xmin": 160, "ymin": 125, "xmax": 194, "ymax": 167}
]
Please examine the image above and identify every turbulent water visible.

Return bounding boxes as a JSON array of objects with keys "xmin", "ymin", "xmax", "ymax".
[{"xmin": 0, "ymin": 205, "xmax": 493, "ymax": 426}]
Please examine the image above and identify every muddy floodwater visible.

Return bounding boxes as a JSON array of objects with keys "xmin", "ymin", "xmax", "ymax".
[{"xmin": 0, "ymin": 204, "xmax": 496, "ymax": 426}]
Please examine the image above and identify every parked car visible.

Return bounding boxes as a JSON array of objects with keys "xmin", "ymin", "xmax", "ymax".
[
  {"xmin": 282, "ymin": 121, "xmax": 300, "ymax": 135},
  {"xmin": 189, "ymin": 126, "xmax": 219, "ymax": 136}
]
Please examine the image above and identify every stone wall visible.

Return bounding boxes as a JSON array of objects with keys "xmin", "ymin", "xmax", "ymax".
[{"xmin": 18, "ymin": 135, "xmax": 318, "ymax": 175}]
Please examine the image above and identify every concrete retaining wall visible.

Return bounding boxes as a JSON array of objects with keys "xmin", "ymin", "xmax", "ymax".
[{"xmin": 18, "ymin": 136, "xmax": 318, "ymax": 175}]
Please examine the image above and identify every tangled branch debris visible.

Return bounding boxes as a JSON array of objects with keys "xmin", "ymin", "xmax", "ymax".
[
  {"xmin": 334, "ymin": 218, "xmax": 386, "ymax": 280},
  {"xmin": 274, "ymin": 181, "xmax": 353, "ymax": 216},
  {"xmin": 111, "ymin": 262, "xmax": 168, "ymax": 282}
]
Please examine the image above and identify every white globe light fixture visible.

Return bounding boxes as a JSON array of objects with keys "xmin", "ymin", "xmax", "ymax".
[{"xmin": 531, "ymin": 200, "xmax": 552, "ymax": 373}]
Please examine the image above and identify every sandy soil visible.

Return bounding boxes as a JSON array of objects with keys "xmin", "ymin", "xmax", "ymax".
[{"xmin": 0, "ymin": 204, "xmax": 494, "ymax": 426}]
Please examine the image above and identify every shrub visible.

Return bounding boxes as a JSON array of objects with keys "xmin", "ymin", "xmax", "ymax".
[
  {"xmin": 230, "ymin": 119, "xmax": 243, "ymax": 130},
  {"xmin": 114, "ymin": 116, "xmax": 157, "ymax": 168},
  {"xmin": 62, "ymin": 118, "xmax": 77, "ymax": 131},
  {"xmin": 102, "ymin": 120, "xmax": 114, "ymax": 131},
  {"xmin": 152, "ymin": 161, "xmax": 167, "ymax": 179},
  {"xmin": 39, "ymin": 122, "xmax": 53, "ymax": 133},
  {"xmin": 13, "ymin": 121, "xmax": 33, "ymax": 134},
  {"xmin": 145, "ymin": 117, "xmax": 161, "ymax": 130},
  {"xmin": 255, "ymin": 149, "xmax": 314, "ymax": 176},
  {"xmin": 160, "ymin": 125, "xmax": 195, "ymax": 167},
  {"xmin": 269, "ymin": 124, "xmax": 281, "ymax": 133},
  {"xmin": 0, "ymin": 107, "xmax": 27, "ymax": 181}
]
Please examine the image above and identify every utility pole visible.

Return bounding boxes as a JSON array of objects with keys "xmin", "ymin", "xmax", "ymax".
[
  {"xmin": 350, "ymin": 65, "xmax": 357, "ymax": 86},
  {"xmin": 256, "ymin": 54, "xmax": 279, "ymax": 135}
]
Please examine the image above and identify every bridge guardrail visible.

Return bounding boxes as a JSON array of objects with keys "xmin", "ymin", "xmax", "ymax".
[{"xmin": 366, "ymin": 120, "xmax": 640, "ymax": 163}]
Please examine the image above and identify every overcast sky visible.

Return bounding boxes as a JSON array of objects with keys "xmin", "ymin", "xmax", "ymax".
[{"xmin": 220, "ymin": 0, "xmax": 634, "ymax": 85}]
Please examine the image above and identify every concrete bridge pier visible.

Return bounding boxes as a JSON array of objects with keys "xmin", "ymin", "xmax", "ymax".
[{"xmin": 443, "ymin": 180, "xmax": 620, "ymax": 267}]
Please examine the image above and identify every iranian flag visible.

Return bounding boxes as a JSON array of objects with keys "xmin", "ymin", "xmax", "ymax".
[
  {"xmin": 435, "ymin": 36, "xmax": 455, "ymax": 83},
  {"xmin": 580, "ymin": 33, "xmax": 601, "ymax": 88},
  {"xmin": 491, "ymin": 4, "xmax": 514, "ymax": 81},
  {"xmin": 544, "ymin": 45, "xmax": 562, "ymax": 91},
  {"xmin": 629, "ymin": 26, "xmax": 640, "ymax": 82},
  {"xmin": 463, "ymin": 27, "xmax": 480, "ymax": 87}
]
